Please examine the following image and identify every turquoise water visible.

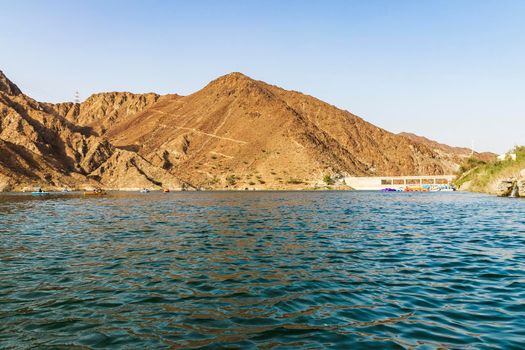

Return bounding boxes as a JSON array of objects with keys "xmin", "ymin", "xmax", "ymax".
[{"xmin": 1, "ymin": 191, "xmax": 524, "ymax": 349}]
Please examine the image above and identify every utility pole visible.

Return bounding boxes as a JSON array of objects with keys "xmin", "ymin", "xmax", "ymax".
[{"xmin": 74, "ymin": 91, "xmax": 80, "ymax": 104}]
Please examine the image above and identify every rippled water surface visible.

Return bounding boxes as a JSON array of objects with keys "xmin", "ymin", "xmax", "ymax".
[{"xmin": 1, "ymin": 191, "xmax": 525, "ymax": 349}]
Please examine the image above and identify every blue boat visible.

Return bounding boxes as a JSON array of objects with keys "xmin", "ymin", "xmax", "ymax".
[
  {"xmin": 381, "ymin": 188, "xmax": 397, "ymax": 192},
  {"xmin": 31, "ymin": 191, "xmax": 49, "ymax": 196}
]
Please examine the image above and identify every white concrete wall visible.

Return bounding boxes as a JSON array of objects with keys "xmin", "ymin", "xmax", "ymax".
[{"xmin": 345, "ymin": 175, "xmax": 455, "ymax": 190}]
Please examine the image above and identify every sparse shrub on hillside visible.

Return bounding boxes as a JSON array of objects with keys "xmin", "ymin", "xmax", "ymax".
[
  {"xmin": 457, "ymin": 157, "xmax": 487, "ymax": 175},
  {"xmin": 209, "ymin": 176, "xmax": 220, "ymax": 185},
  {"xmin": 249, "ymin": 181, "xmax": 256, "ymax": 186},
  {"xmin": 287, "ymin": 178, "xmax": 303, "ymax": 184},
  {"xmin": 323, "ymin": 174, "xmax": 335, "ymax": 185},
  {"xmin": 226, "ymin": 175, "xmax": 239, "ymax": 186}
]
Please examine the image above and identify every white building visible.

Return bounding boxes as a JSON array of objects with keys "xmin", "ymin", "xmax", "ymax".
[{"xmin": 497, "ymin": 153, "xmax": 516, "ymax": 161}]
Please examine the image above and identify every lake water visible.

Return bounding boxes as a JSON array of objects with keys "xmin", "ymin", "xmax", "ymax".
[{"xmin": 1, "ymin": 191, "xmax": 524, "ymax": 349}]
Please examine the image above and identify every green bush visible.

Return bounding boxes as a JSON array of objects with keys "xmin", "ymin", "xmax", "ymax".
[
  {"xmin": 457, "ymin": 157, "xmax": 486, "ymax": 175},
  {"xmin": 454, "ymin": 146, "xmax": 525, "ymax": 191},
  {"xmin": 323, "ymin": 174, "xmax": 335, "ymax": 185}
]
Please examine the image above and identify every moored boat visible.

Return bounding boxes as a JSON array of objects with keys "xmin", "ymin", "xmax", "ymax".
[
  {"xmin": 381, "ymin": 188, "xmax": 397, "ymax": 192},
  {"xmin": 404, "ymin": 186, "xmax": 429, "ymax": 192},
  {"xmin": 84, "ymin": 188, "xmax": 107, "ymax": 196},
  {"xmin": 31, "ymin": 191, "xmax": 49, "ymax": 196}
]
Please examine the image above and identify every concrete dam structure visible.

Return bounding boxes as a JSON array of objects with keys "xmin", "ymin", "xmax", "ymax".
[{"xmin": 344, "ymin": 175, "xmax": 456, "ymax": 191}]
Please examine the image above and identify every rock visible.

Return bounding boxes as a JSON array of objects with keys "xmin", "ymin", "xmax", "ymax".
[
  {"xmin": 520, "ymin": 168, "xmax": 525, "ymax": 178},
  {"xmin": 497, "ymin": 179, "xmax": 515, "ymax": 197},
  {"xmin": 519, "ymin": 180, "xmax": 525, "ymax": 197},
  {"xmin": 0, "ymin": 70, "xmax": 22, "ymax": 96},
  {"xmin": 78, "ymin": 138, "xmax": 115, "ymax": 174},
  {"xmin": 87, "ymin": 149, "xmax": 182, "ymax": 190},
  {"xmin": 62, "ymin": 91, "xmax": 164, "ymax": 135}
]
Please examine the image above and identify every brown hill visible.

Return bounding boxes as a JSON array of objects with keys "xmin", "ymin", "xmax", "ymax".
[
  {"xmin": 399, "ymin": 132, "xmax": 496, "ymax": 162},
  {"xmin": 107, "ymin": 73, "xmax": 454, "ymax": 189},
  {"xmin": 56, "ymin": 92, "xmax": 177, "ymax": 135},
  {"xmin": 0, "ymin": 70, "xmax": 183, "ymax": 191},
  {"xmin": 0, "ymin": 70, "xmax": 482, "ymax": 191}
]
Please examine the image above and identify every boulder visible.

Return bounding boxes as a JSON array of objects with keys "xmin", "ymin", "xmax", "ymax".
[
  {"xmin": 497, "ymin": 179, "xmax": 515, "ymax": 197},
  {"xmin": 519, "ymin": 180, "xmax": 525, "ymax": 197}
]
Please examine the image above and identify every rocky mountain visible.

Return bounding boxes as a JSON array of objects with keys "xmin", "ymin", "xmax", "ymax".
[
  {"xmin": 107, "ymin": 73, "xmax": 456, "ymax": 189},
  {"xmin": 0, "ymin": 69, "xmax": 490, "ymax": 191},
  {"xmin": 399, "ymin": 132, "xmax": 496, "ymax": 162},
  {"xmin": 0, "ymin": 70, "xmax": 182, "ymax": 191}
]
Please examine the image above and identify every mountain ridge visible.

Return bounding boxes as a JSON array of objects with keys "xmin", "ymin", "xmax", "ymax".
[
  {"xmin": 0, "ymin": 70, "xmax": 492, "ymax": 191},
  {"xmin": 0, "ymin": 70, "xmax": 22, "ymax": 96}
]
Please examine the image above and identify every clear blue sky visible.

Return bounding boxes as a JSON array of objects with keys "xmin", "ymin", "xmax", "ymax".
[{"xmin": 1, "ymin": 0, "xmax": 524, "ymax": 153}]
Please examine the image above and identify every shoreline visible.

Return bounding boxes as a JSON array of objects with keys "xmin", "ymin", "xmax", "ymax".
[
  {"xmin": 1, "ymin": 188, "xmax": 353, "ymax": 194},
  {"xmin": 0, "ymin": 189, "xmax": 499, "ymax": 195}
]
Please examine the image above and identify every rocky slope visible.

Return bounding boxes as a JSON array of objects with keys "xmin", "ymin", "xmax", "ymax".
[
  {"xmin": 400, "ymin": 132, "xmax": 496, "ymax": 163},
  {"xmin": 107, "ymin": 73, "xmax": 458, "ymax": 189},
  {"xmin": 455, "ymin": 146, "xmax": 525, "ymax": 195},
  {"xmin": 0, "ymin": 69, "xmax": 488, "ymax": 191},
  {"xmin": 0, "ymin": 70, "xmax": 183, "ymax": 191}
]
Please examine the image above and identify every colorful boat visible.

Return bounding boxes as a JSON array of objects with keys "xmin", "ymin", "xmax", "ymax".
[
  {"xmin": 404, "ymin": 186, "xmax": 429, "ymax": 192},
  {"xmin": 381, "ymin": 188, "xmax": 397, "ymax": 192},
  {"xmin": 84, "ymin": 189, "xmax": 107, "ymax": 196}
]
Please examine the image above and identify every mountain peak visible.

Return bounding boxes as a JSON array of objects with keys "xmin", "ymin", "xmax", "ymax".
[
  {"xmin": 217, "ymin": 71, "xmax": 253, "ymax": 81},
  {"xmin": 200, "ymin": 72, "xmax": 273, "ymax": 99},
  {"xmin": 0, "ymin": 70, "xmax": 22, "ymax": 96},
  {"xmin": 206, "ymin": 72, "xmax": 259, "ymax": 88}
]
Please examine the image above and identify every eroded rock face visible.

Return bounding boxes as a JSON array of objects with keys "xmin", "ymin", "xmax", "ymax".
[
  {"xmin": 88, "ymin": 149, "xmax": 182, "ymax": 190},
  {"xmin": 496, "ymin": 170, "xmax": 525, "ymax": 197},
  {"xmin": 0, "ymin": 72, "xmax": 182, "ymax": 191},
  {"xmin": 518, "ymin": 180, "xmax": 525, "ymax": 197},
  {"xmin": 67, "ymin": 92, "xmax": 164, "ymax": 135},
  {"xmin": 0, "ymin": 70, "xmax": 22, "ymax": 96},
  {"xmin": 77, "ymin": 139, "xmax": 115, "ymax": 174},
  {"xmin": 497, "ymin": 180, "xmax": 516, "ymax": 197}
]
